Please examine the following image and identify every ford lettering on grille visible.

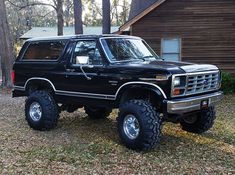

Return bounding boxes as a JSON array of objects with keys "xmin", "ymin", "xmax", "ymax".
[{"xmin": 186, "ymin": 71, "xmax": 220, "ymax": 95}]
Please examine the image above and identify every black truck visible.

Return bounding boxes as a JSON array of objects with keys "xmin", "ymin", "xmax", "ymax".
[{"xmin": 13, "ymin": 35, "xmax": 223, "ymax": 151}]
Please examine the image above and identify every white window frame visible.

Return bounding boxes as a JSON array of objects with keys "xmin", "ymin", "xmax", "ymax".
[{"xmin": 161, "ymin": 38, "xmax": 182, "ymax": 61}]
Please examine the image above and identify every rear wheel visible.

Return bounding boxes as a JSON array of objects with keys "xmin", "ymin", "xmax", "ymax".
[
  {"xmin": 84, "ymin": 106, "xmax": 112, "ymax": 119},
  {"xmin": 117, "ymin": 100, "xmax": 162, "ymax": 151},
  {"xmin": 180, "ymin": 106, "xmax": 216, "ymax": 134},
  {"xmin": 25, "ymin": 90, "xmax": 59, "ymax": 131}
]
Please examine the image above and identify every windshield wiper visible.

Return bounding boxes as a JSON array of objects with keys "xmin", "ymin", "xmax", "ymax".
[{"xmin": 138, "ymin": 56, "xmax": 156, "ymax": 61}]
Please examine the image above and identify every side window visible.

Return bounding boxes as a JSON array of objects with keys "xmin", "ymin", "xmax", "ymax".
[
  {"xmin": 23, "ymin": 41, "xmax": 66, "ymax": 61},
  {"xmin": 161, "ymin": 38, "xmax": 181, "ymax": 61},
  {"xmin": 72, "ymin": 40, "xmax": 102, "ymax": 65}
]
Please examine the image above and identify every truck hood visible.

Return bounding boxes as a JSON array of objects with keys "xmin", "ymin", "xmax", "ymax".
[
  {"xmin": 180, "ymin": 64, "xmax": 219, "ymax": 73},
  {"xmin": 114, "ymin": 60, "xmax": 219, "ymax": 74}
]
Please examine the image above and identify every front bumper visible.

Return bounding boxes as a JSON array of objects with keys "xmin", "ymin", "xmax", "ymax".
[{"xmin": 165, "ymin": 91, "xmax": 223, "ymax": 114}]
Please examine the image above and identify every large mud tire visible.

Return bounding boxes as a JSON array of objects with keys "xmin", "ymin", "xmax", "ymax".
[
  {"xmin": 117, "ymin": 100, "xmax": 162, "ymax": 151},
  {"xmin": 25, "ymin": 90, "xmax": 59, "ymax": 131}
]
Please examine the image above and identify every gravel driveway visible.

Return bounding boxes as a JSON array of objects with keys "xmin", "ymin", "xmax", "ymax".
[{"xmin": 0, "ymin": 91, "xmax": 234, "ymax": 174}]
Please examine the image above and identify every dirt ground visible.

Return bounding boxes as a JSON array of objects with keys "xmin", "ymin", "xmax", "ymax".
[{"xmin": 0, "ymin": 91, "xmax": 234, "ymax": 174}]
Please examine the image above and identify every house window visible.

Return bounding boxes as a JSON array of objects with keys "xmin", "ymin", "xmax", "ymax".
[{"xmin": 161, "ymin": 38, "xmax": 181, "ymax": 61}]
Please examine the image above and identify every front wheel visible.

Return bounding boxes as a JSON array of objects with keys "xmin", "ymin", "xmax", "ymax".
[
  {"xmin": 180, "ymin": 106, "xmax": 216, "ymax": 134},
  {"xmin": 117, "ymin": 100, "xmax": 162, "ymax": 151},
  {"xmin": 25, "ymin": 90, "xmax": 59, "ymax": 131}
]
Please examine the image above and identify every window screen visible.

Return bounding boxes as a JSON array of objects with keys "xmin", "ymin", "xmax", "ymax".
[
  {"xmin": 23, "ymin": 41, "xmax": 66, "ymax": 60},
  {"xmin": 161, "ymin": 38, "xmax": 181, "ymax": 61}
]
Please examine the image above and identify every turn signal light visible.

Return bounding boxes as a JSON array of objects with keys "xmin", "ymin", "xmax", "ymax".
[{"xmin": 173, "ymin": 88, "xmax": 181, "ymax": 96}]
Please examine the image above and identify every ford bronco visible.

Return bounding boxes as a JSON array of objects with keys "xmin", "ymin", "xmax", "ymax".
[{"xmin": 12, "ymin": 35, "xmax": 223, "ymax": 151}]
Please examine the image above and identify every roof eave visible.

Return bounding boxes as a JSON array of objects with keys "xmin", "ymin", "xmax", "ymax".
[{"xmin": 119, "ymin": 0, "xmax": 167, "ymax": 32}]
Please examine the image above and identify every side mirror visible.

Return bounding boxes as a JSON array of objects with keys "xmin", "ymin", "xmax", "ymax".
[{"xmin": 76, "ymin": 56, "xmax": 89, "ymax": 65}]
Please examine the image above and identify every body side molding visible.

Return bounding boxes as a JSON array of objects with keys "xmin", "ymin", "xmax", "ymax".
[
  {"xmin": 25, "ymin": 77, "xmax": 56, "ymax": 91},
  {"xmin": 14, "ymin": 78, "xmax": 167, "ymax": 100},
  {"xmin": 114, "ymin": 81, "xmax": 167, "ymax": 99}
]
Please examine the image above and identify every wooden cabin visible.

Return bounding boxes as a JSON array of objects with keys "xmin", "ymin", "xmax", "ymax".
[{"xmin": 119, "ymin": 0, "xmax": 235, "ymax": 75}]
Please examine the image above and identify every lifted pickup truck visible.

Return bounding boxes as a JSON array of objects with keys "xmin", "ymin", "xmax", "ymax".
[{"xmin": 13, "ymin": 35, "xmax": 223, "ymax": 151}]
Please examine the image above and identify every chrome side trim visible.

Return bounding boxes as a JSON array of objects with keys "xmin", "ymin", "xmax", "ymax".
[
  {"xmin": 173, "ymin": 70, "xmax": 220, "ymax": 77},
  {"xmin": 139, "ymin": 78, "xmax": 158, "ymax": 81},
  {"xmin": 13, "ymin": 86, "xmax": 25, "ymax": 91},
  {"xmin": 166, "ymin": 91, "xmax": 223, "ymax": 114},
  {"xmin": 25, "ymin": 77, "xmax": 56, "ymax": 91},
  {"xmin": 180, "ymin": 64, "xmax": 218, "ymax": 73},
  {"xmin": 56, "ymin": 82, "xmax": 166, "ymax": 100},
  {"xmin": 14, "ymin": 77, "xmax": 56, "ymax": 91},
  {"xmin": 13, "ymin": 77, "xmax": 167, "ymax": 100},
  {"xmin": 115, "ymin": 82, "xmax": 167, "ymax": 99},
  {"xmin": 55, "ymin": 90, "xmax": 115, "ymax": 100}
]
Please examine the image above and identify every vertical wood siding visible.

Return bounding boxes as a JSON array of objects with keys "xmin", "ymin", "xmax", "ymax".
[{"xmin": 131, "ymin": 0, "xmax": 235, "ymax": 75}]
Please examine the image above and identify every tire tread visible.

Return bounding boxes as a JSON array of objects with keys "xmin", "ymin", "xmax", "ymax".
[
  {"xmin": 25, "ymin": 90, "xmax": 59, "ymax": 131},
  {"xmin": 181, "ymin": 106, "xmax": 216, "ymax": 134},
  {"xmin": 117, "ymin": 100, "xmax": 162, "ymax": 151}
]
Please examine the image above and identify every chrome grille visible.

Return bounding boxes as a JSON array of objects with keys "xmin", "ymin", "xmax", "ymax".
[{"xmin": 186, "ymin": 71, "xmax": 220, "ymax": 95}]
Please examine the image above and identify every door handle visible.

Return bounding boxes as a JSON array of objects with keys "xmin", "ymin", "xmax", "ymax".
[{"xmin": 66, "ymin": 69, "xmax": 75, "ymax": 72}]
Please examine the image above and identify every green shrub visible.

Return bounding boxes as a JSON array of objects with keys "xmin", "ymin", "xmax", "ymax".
[{"xmin": 221, "ymin": 72, "xmax": 235, "ymax": 94}]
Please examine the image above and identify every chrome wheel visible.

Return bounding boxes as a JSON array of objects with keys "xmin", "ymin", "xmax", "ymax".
[
  {"xmin": 123, "ymin": 114, "xmax": 140, "ymax": 140},
  {"xmin": 29, "ymin": 102, "xmax": 42, "ymax": 122}
]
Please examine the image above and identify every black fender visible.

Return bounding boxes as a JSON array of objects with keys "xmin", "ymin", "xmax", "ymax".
[
  {"xmin": 25, "ymin": 78, "xmax": 55, "ymax": 94},
  {"xmin": 115, "ymin": 82, "xmax": 167, "ymax": 104}
]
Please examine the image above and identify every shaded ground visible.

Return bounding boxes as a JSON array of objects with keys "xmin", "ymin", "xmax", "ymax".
[{"xmin": 0, "ymin": 91, "xmax": 234, "ymax": 174}]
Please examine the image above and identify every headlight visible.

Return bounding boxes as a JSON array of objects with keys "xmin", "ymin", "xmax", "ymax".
[
  {"xmin": 173, "ymin": 77, "xmax": 180, "ymax": 86},
  {"xmin": 172, "ymin": 75, "xmax": 187, "ymax": 97}
]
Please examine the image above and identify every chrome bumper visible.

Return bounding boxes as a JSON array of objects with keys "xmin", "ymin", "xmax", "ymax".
[{"xmin": 166, "ymin": 91, "xmax": 223, "ymax": 114}]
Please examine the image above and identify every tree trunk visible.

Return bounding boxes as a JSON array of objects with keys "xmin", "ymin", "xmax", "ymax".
[
  {"xmin": 26, "ymin": 0, "xmax": 33, "ymax": 30},
  {"xmin": 113, "ymin": 0, "xmax": 119, "ymax": 26},
  {"xmin": 73, "ymin": 0, "xmax": 83, "ymax": 34},
  {"xmin": 64, "ymin": 0, "xmax": 70, "ymax": 27},
  {"xmin": 56, "ymin": 0, "xmax": 64, "ymax": 35},
  {"xmin": 102, "ymin": 0, "xmax": 111, "ymax": 34},
  {"xmin": 0, "ymin": 0, "xmax": 14, "ymax": 88},
  {"xmin": 122, "ymin": 0, "xmax": 128, "ymax": 23}
]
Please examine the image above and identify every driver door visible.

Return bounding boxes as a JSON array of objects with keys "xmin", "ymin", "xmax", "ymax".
[{"xmin": 61, "ymin": 39, "xmax": 111, "ymax": 98}]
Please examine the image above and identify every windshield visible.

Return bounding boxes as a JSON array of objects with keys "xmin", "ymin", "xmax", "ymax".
[{"xmin": 101, "ymin": 38, "xmax": 159, "ymax": 62}]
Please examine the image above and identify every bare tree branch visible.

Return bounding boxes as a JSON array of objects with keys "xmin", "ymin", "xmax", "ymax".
[
  {"xmin": 6, "ymin": 0, "xmax": 56, "ymax": 11},
  {"xmin": 93, "ymin": 3, "xmax": 102, "ymax": 16},
  {"xmin": 52, "ymin": 0, "xmax": 58, "ymax": 7},
  {"xmin": 33, "ymin": 10, "xmax": 54, "ymax": 18}
]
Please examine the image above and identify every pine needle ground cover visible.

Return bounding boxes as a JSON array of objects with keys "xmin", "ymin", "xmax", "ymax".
[{"xmin": 0, "ymin": 92, "xmax": 234, "ymax": 174}]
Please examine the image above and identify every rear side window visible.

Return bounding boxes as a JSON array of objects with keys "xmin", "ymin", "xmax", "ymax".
[{"xmin": 22, "ymin": 41, "xmax": 66, "ymax": 61}]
